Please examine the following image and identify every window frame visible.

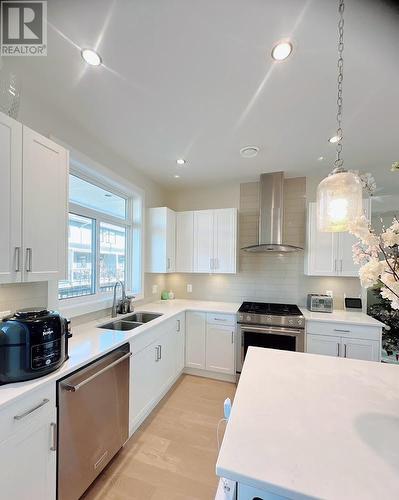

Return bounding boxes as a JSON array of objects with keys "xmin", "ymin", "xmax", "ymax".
[{"xmin": 48, "ymin": 148, "xmax": 145, "ymax": 318}]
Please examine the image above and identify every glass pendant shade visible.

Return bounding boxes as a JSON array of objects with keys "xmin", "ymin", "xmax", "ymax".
[{"xmin": 317, "ymin": 170, "xmax": 363, "ymax": 232}]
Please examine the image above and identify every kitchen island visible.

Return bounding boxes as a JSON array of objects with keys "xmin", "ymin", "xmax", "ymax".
[{"xmin": 216, "ymin": 347, "xmax": 399, "ymax": 500}]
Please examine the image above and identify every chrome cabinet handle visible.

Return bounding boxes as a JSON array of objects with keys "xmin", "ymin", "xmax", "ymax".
[
  {"xmin": 15, "ymin": 247, "xmax": 21, "ymax": 272},
  {"xmin": 210, "ymin": 258, "xmax": 213, "ymax": 270},
  {"xmin": 344, "ymin": 344, "xmax": 347, "ymax": 358},
  {"xmin": 231, "ymin": 332, "xmax": 234, "ymax": 344},
  {"xmin": 214, "ymin": 318, "xmax": 228, "ymax": 322},
  {"xmin": 14, "ymin": 398, "xmax": 50, "ymax": 420},
  {"xmin": 63, "ymin": 352, "xmax": 132, "ymax": 392},
  {"xmin": 337, "ymin": 343, "xmax": 340, "ymax": 357},
  {"xmin": 167, "ymin": 258, "xmax": 171, "ymax": 270},
  {"xmin": 158, "ymin": 345, "xmax": 162, "ymax": 360},
  {"xmin": 155, "ymin": 346, "xmax": 159, "ymax": 362},
  {"xmin": 50, "ymin": 422, "xmax": 57, "ymax": 451},
  {"xmin": 176, "ymin": 319, "xmax": 181, "ymax": 332},
  {"xmin": 334, "ymin": 329, "xmax": 350, "ymax": 333},
  {"xmin": 340, "ymin": 259, "xmax": 343, "ymax": 272},
  {"xmin": 25, "ymin": 248, "xmax": 32, "ymax": 272},
  {"xmin": 334, "ymin": 259, "xmax": 337, "ymax": 273}
]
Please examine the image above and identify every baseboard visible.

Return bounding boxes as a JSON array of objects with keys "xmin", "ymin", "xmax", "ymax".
[{"xmin": 183, "ymin": 367, "xmax": 236, "ymax": 383}]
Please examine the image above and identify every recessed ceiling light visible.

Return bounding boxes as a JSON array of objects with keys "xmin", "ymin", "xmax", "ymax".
[
  {"xmin": 174, "ymin": 174, "xmax": 181, "ymax": 179},
  {"xmin": 271, "ymin": 41, "xmax": 293, "ymax": 61},
  {"xmin": 176, "ymin": 158, "xmax": 186, "ymax": 165},
  {"xmin": 81, "ymin": 48, "xmax": 102, "ymax": 66},
  {"xmin": 318, "ymin": 156, "xmax": 324, "ymax": 161},
  {"xmin": 328, "ymin": 134, "xmax": 341, "ymax": 144},
  {"xmin": 240, "ymin": 146, "xmax": 260, "ymax": 158}
]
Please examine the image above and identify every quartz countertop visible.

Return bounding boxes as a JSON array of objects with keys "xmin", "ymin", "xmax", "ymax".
[
  {"xmin": 299, "ymin": 307, "xmax": 384, "ymax": 327},
  {"xmin": 216, "ymin": 347, "xmax": 399, "ymax": 499},
  {"xmin": 0, "ymin": 299, "xmax": 240, "ymax": 411}
]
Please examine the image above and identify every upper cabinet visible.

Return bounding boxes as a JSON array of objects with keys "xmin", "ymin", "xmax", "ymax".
[
  {"xmin": 192, "ymin": 208, "xmax": 237, "ymax": 274},
  {"xmin": 146, "ymin": 207, "xmax": 176, "ymax": 273},
  {"xmin": 305, "ymin": 200, "xmax": 370, "ymax": 277},
  {"xmin": 0, "ymin": 112, "xmax": 68, "ymax": 284},
  {"xmin": 149, "ymin": 207, "xmax": 237, "ymax": 274}
]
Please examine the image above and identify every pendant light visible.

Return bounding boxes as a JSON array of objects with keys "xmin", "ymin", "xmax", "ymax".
[{"xmin": 317, "ymin": 0, "xmax": 362, "ymax": 232}]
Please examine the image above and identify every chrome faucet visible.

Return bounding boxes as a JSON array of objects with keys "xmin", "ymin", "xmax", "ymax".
[{"xmin": 111, "ymin": 280, "xmax": 126, "ymax": 318}]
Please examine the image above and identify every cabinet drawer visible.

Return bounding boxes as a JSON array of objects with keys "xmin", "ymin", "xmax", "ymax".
[
  {"xmin": 306, "ymin": 321, "xmax": 381, "ymax": 341},
  {"xmin": 206, "ymin": 313, "xmax": 236, "ymax": 326},
  {"xmin": 0, "ymin": 382, "xmax": 55, "ymax": 444}
]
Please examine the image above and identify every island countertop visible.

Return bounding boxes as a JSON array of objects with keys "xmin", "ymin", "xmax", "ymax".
[{"xmin": 216, "ymin": 347, "xmax": 399, "ymax": 499}]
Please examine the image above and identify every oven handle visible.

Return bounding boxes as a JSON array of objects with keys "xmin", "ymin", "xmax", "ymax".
[{"xmin": 240, "ymin": 325, "xmax": 304, "ymax": 336}]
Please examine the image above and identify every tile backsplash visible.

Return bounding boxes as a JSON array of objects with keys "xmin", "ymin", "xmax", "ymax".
[{"xmin": 0, "ymin": 282, "xmax": 48, "ymax": 315}]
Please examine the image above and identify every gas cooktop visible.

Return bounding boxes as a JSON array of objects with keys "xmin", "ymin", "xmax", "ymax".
[{"xmin": 237, "ymin": 302, "xmax": 305, "ymax": 328}]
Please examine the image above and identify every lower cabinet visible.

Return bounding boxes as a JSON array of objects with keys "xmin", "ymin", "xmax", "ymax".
[
  {"xmin": 306, "ymin": 322, "xmax": 381, "ymax": 362},
  {"xmin": 129, "ymin": 314, "xmax": 185, "ymax": 433},
  {"xmin": 0, "ymin": 384, "xmax": 56, "ymax": 500},
  {"xmin": 185, "ymin": 311, "xmax": 236, "ymax": 375}
]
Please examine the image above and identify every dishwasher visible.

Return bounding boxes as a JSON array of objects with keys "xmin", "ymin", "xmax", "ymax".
[{"xmin": 57, "ymin": 343, "xmax": 131, "ymax": 500}]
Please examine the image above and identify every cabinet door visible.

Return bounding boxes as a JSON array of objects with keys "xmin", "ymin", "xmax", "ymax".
[
  {"xmin": 166, "ymin": 208, "xmax": 176, "ymax": 272},
  {"xmin": 175, "ymin": 313, "xmax": 186, "ymax": 374},
  {"xmin": 176, "ymin": 211, "xmax": 194, "ymax": 272},
  {"xmin": 213, "ymin": 209, "xmax": 237, "ymax": 274},
  {"xmin": 0, "ymin": 407, "xmax": 56, "ymax": 500},
  {"xmin": 307, "ymin": 334, "xmax": 341, "ymax": 357},
  {"xmin": 305, "ymin": 202, "xmax": 338, "ymax": 276},
  {"xmin": 186, "ymin": 311, "xmax": 206, "ymax": 369},
  {"xmin": 193, "ymin": 210, "xmax": 214, "ymax": 273},
  {"xmin": 342, "ymin": 338, "xmax": 380, "ymax": 362},
  {"xmin": 339, "ymin": 199, "xmax": 371, "ymax": 277},
  {"xmin": 206, "ymin": 325, "xmax": 235, "ymax": 374},
  {"xmin": 22, "ymin": 126, "xmax": 68, "ymax": 281},
  {"xmin": 129, "ymin": 341, "xmax": 159, "ymax": 430},
  {"xmin": 0, "ymin": 113, "xmax": 22, "ymax": 284}
]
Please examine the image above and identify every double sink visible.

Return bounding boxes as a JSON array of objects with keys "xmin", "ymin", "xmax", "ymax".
[{"xmin": 98, "ymin": 312, "xmax": 162, "ymax": 331}]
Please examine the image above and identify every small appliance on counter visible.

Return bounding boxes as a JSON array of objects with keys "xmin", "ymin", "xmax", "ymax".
[
  {"xmin": 0, "ymin": 308, "xmax": 71, "ymax": 384},
  {"xmin": 344, "ymin": 295, "xmax": 362, "ymax": 311},
  {"xmin": 307, "ymin": 294, "xmax": 333, "ymax": 313}
]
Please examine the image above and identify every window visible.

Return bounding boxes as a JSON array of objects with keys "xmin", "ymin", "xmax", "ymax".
[{"xmin": 59, "ymin": 172, "xmax": 143, "ymax": 303}]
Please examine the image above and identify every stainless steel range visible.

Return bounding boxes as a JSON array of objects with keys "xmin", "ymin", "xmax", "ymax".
[{"xmin": 236, "ymin": 302, "xmax": 305, "ymax": 375}]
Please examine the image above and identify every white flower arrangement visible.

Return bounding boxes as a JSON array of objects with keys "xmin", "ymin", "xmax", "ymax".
[
  {"xmin": 391, "ymin": 161, "xmax": 399, "ymax": 172},
  {"xmin": 348, "ymin": 215, "xmax": 399, "ymax": 310}
]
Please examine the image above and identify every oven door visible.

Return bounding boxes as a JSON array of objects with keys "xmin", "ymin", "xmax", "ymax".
[{"xmin": 236, "ymin": 325, "xmax": 305, "ymax": 374}]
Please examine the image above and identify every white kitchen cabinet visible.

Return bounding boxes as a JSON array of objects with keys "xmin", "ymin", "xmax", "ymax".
[
  {"xmin": 193, "ymin": 210, "xmax": 214, "ymax": 273},
  {"xmin": 343, "ymin": 338, "xmax": 380, "ymax": 361},
  {"xmin": 0, "ymin": 114, "xmax": 68, "ymax": 283},
  {"xmin": 175, "ymin": 313, "xmax": 186, "ymax": 373},
  {"xmin": 213, "ymin": 208, "xmax": 237, "ymax": 273},
  {"xmin": 205, "ymin": 324, "xmax": 235, "ymax": 374},
  {"xmin": 0, "ymin": 113, "xmax": 22, "ymax": 284},
  {"xmin": 193, "ymin": 208, "xmax": 237, "ymax": 274},
  {"xmin": 176, "ymin": 211, "xmax": 194, "ymax": 272},
  {"xmin": 185, "ymin": 311, "xmax": 206, "ymax": 369},
  {"xmin": 22, "ymin": 126, "xmax": 68, "ymax": 282},
  {"xmin": 0, "ymin": 386, "xmax": 56, "ymax": 500},
  {"xmin": 305, "ymin": 200, "xmax": 370, "ymax": 277},
  {"xmin": 146, "ymin": 207, "xmax": 176, "ymax": 273},
  {"xmin": 307, "ymin": 334, "xmax": 341, "ymax": 357}
]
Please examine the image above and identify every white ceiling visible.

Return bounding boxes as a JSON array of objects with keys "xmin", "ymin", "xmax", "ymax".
[{"xmin": 2, "ymin": 0, "xmax": 399, "ymax": 196}]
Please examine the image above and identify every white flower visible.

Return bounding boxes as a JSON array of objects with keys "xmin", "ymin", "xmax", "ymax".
[
  {"xmin": 348, "ymin": 216, "xmax": 380, "ymax": 248},
  {"xmin": 381, "ymin": 286, "xmax": 399, "ymax": 310},
  {"xmin": 390, "ymin": 219, "xmax": 399, "ymax": 232},
  {"xmin": 382, "ymin": 229, "xmax": 399, "ymax": 247},
  {"xmin": 359, "ymin": 259, "xmax": 384, "ymax": 288},
  {"xmin": 391, "ymin": 161, "xmax": 399, "ymax": 172}
]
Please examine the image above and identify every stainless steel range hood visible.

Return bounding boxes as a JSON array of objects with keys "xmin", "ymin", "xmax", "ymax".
[{"xmin": 242, "ymin": 172, "xmax": 303, "ymax": 253}]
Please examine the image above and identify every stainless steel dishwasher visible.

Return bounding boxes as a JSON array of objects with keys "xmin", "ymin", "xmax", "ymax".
[{"xmin": 57, "ymin": 343, "xmax": 131, "ymax": 500}]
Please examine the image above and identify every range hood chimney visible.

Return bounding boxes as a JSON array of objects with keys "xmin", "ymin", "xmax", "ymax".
[{"xmin": 242, "ymin": 172, "xmax": 303, "ymax": 253}]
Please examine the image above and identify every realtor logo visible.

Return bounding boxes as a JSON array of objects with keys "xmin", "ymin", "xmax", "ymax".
[{"xmin": 1, "ymin": 1, "xmax": 47, "ymax": 56}]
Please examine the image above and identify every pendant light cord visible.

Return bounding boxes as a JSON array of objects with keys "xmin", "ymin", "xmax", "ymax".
[{"xmin": 334, "ymin": 0, "xmax": 345, "ymax": 173}]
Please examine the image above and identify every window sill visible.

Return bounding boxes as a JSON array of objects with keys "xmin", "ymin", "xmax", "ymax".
[{"xmin": 58, "ymin": 292, "xmax": 144, "ymax": 319}]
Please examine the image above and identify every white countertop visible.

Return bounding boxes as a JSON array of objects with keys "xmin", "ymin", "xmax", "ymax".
[
  {"xmin": 0, "ymin": 300, "xmax": 239, "ymax": 411},
  {"xmin": 216, "ymin": 347, "xmax": 399, "ymax": 499},
  {"xmin": 300, "ymin": 307, "xmax": 384, "ymax": 327}
]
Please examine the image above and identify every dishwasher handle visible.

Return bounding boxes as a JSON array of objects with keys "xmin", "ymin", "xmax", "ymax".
[{"xmin": 62, "ymin": 351, "xmax": 132, "ymax": 392}]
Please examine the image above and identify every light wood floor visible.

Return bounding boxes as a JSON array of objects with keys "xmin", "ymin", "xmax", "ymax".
[{"xmin": 82, "ymin": 375, "xmax": 236, "ymax": 500}]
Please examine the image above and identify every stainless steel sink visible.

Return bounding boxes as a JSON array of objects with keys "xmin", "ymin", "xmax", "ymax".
[
  {"xmin": 98, "ymin": 321, "xmax": 143, "ymax": 331},
  {"xmin": 98, "ymin": 312, "xmax": 162, "ymax": 331},
  {"xmin": 122, "ymin": 312, "xmax": 162, "ymax": 323}
]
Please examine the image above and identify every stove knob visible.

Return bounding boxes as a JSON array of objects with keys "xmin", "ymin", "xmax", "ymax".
[
  {"xmin": 266, "ymin": 316, "xmax": 272, "ymax": 322},
  {"xmin": 246, "ymin": 315, "xmax": 252, "ymax": 322},
  {"xmin": 288, "ymin": 319, "xmax": 293, "ymax": 325},
  {"xmin": 298, "ymin": 318, "xmax": 303, "ymax": 326}
]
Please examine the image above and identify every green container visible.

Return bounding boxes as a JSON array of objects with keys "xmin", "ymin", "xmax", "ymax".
[{"xmin": 161, "ymin": 290, "xmax": 169, "ymax": 300}]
